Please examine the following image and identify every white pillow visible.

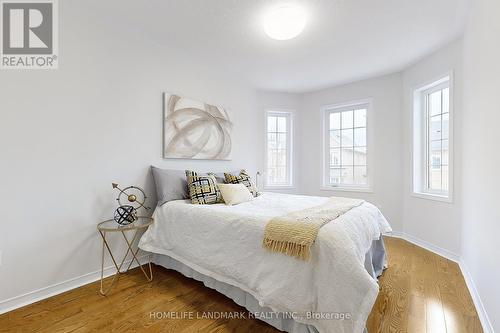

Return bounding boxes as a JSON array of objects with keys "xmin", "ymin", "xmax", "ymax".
[{"xmin": 218, "ymin": 183, "xmax": 254, "ymax": 205}]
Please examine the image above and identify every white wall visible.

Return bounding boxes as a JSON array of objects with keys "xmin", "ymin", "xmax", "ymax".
[
  {"xmin": 461, "ymin": 0, "xmax": 500, "ymax": 330},
  {"xmin": 298, "ymin": 74, "xmax": 404, "ymax": 231},
  {"xmin": 401, "ymin": 40, "xmax": 463, "ymax": 256},
  {"xmin": 256, "ymin": 91, "xmax": 301, "ymax": 194},
  {"xmin": 0, "ymin": 1, "xmax": 261, "ymax": 304}
]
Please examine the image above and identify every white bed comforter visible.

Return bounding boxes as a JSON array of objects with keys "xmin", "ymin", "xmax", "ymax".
[{"xmin": 139, "ymin": 192, "xmax": 391, "ymax": 333}]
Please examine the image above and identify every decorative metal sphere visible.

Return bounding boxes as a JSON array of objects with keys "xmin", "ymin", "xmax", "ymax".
[
  {"xmin": 113, "ymin": 205, "xmax": 137, "ymax": 225},
  {"xmin": 127, "ymin": 194, "xmax": 137, "ymax": 202}
]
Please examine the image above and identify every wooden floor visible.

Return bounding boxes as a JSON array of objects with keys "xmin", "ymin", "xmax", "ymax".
[
  {"xmin": 366, "ymin": 237, "xmax": 482, "ymax": 333},
  {"xmin": 0, "ymin": 237, "xmax": 482, "ymax": 333}
]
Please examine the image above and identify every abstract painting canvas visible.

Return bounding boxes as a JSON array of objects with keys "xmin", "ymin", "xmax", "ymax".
[{"xmin": 163, "ymin": 93, "xmax": 232, "ymax": 160}]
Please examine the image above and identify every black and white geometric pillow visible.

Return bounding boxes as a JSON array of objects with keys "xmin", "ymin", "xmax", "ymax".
[
  {"xmin": 224, "ymin": 170, "xmax": 259, "ymax": 197},
  {"xmin": 185, "ymin": 170, "xmax": 222, "ymax": 204}
]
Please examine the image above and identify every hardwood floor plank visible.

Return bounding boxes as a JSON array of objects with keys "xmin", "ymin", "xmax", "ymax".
[
  {"xmin": 1, "ymin": 237, "xmax": 483, "ymax": 333},
  {"xmin": 421, "ymin": 249, "xmax": 447, "ymax": 333},
  {"xmin": 437, "ymin": 258, "xmax": 482, "ymax": 333},
  {"xmin": 407, "ymin": 295, "xmax": 426, "ymax": 333}
]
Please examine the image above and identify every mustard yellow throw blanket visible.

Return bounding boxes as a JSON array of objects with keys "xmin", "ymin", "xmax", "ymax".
[{"xmin": 263, "ymin": 197, "xmax": 364, "ymax": 260}]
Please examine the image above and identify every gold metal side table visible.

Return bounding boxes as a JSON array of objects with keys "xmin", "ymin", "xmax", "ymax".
[{"xmin": 97, "ymin": 216, "xmax": 154, "ymax": 295}]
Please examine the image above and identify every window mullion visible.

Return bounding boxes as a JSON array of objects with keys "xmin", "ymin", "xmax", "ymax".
[
  {"xmin": 339, "ymin": 112, "xmax": 343, "ymax": 186},
  {"xmin": 440, "ymin": 89, "xmax": 444, "ymax": 191},
  {"xmin": 351, "ymin": 116, "xmax": 355, "ymax": 168},
  {"xmin": 426, "ymin": 94, "xmax": 430, "ymax": 190}
]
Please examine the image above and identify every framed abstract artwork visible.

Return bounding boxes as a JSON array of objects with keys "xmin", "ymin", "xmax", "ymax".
[{"xmin": 162, "ymin": 93, "xmax": 233, "ymax": 160}]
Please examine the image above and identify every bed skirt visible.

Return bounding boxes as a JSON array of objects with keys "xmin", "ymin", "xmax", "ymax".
[{"xmin": 152, "ymin": 236, "xmax": 387, "ymax": 333}]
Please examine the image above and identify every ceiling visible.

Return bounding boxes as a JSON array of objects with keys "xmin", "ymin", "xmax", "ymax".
[{"xmin": 95, "ymin": 0, "xmax": 469, "ymax": 93}]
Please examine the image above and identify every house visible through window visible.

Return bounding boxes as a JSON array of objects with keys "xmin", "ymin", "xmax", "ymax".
[
  {"xmin": 266, "ymin": 111, "xmax": 292, "ymax": 187},
  {"xmin": 323, "ymin": 101, "xmax": 370, "ymax": 189},
  {"xmin": 413, "ymin": 75, "xmax": 452, "ymax": 200}
]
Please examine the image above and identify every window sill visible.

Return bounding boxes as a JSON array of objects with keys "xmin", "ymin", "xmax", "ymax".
[
  {"xmin": 320, "ymin": 186, "xmax": 373, "ymax": 194},
  {"xmin": 412, "ymin": 191, "xmax": 452, "ymax": 203},
  {"xmin": 264, "ymin": 185, "xmax": 296, "ymax": 190}
]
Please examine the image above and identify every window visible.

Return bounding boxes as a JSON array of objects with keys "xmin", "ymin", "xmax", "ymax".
[
  {"xmin": 323, "ymin": 101, "xmax": 370, "ymax": 190},
  {"xmin": 413, "ymin": 75, "xmax": 452, "ymax": 200},
  {"xmin": 266, "ymin": 111, "xmax": 293, "ymax": 187}
]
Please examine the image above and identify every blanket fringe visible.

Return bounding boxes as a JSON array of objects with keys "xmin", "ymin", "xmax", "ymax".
[{"xmin": 262, "ymin": 237, "xmax": 311, "ymax": 261}]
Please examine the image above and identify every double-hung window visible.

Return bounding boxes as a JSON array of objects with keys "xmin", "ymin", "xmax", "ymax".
[
  {"xmin": 323, "ymin": 101, "xmax": 370, "ymax": 190},
  {"xmin": 266, "ymin": 111, "xmax": 293, "ymax": 187},
  {"xmin": 413, "ymin": 75, "xmax": 452, "ymax": 200}
]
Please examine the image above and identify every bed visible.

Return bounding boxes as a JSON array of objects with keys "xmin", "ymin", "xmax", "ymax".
[{"xmin": 138, "ymin": 192, "xmax": 392, "ymax": 333}]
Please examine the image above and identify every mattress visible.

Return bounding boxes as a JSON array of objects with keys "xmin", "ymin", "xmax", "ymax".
[{"xmin": 139, "ymin": 192, "xmax": 392, "ymax": 333}]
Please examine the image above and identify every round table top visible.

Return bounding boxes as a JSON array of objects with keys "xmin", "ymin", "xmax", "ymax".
[{"xmin": 97, "ymin": 216, "xmax": 154, "ymax": 232}]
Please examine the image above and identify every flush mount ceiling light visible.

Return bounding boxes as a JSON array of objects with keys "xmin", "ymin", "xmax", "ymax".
[{"xmin": 263, "ymin": 5, "xmax": 306, "ymax": 40}]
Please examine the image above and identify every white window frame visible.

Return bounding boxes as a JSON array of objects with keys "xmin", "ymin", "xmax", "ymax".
[
  {"xmin": 412, "ymin": 73, "xmax": 453, "ymax": 202},
  {"xmin": 321, "ymin": 99, "xmax": 373, "ymax": 192},
  {"xmin": 265, "ymin": 110, "xmax": 294, "ymax": 188}
]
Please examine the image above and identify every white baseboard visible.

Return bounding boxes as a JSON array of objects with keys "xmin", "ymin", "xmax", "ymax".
[
  {"xmin": 386, "ymin": 231, "xmax": 494, "ymax": 333},
  {"xmin": 386, "ymin": 231, "xmax": 460, "ymax": 262},
  {"xmin": 0, "ymin": 255, "xmax": 150, "ymax": 315},
  {"xmin": 459, "ymin": 261, "xmax": 495, "ymax": 333}
]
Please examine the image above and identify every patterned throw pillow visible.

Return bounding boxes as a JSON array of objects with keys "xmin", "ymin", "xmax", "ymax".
[
  {"xmin": 224, "ymin": 170, "xmax": 259, "ymax": 197},
  {"xmin": 185, "ymin": 170, "xmax": 222, "ymax": 204}
]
